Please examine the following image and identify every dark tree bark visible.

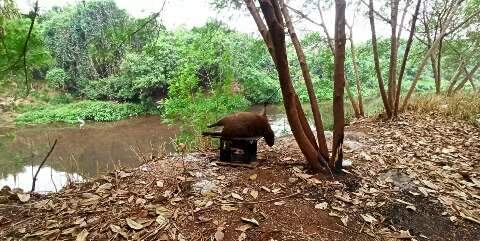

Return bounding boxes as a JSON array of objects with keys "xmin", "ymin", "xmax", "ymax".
[
  {"xmin": 394, "ymin": 0, "xmax": 422, "ymax": 116},
  {"xmin": 368, "ymin": 0, "xmax": 392, "ymax": 117},
  {"xmin": 258, "ymin": 0, "xmax": 324, "ymax": 170},
  {"xmin": 279, "ymin": 0, "xmax": 329, "ymax": 158},
  {"xmin": 331, "ymin": 0, "xmax": 346, "ymax": 171}
]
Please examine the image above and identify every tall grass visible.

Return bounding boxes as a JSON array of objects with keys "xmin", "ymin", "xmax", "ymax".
[{"xmin": 406, "ymin": 93, "xmax": 480, "ymax": 124}]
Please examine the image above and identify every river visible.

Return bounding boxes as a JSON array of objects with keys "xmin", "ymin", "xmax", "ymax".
[{"xmin": 0, "ymin": 100, "xmax": 380, "ymax": 192}]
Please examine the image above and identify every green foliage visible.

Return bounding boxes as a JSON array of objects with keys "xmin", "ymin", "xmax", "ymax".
[
  {"xmin": 16, "ymin": 100, "xmax": 150, "ymax": 124},
  {"xmin": 163, "ymin": 92, "xmax": 249, "ymax": 147},
  {"xmin": 41, "ymin": 0, "xmax": 157, "ymax": 87},
  {"xmin": 0, "ymin": 17, "xmax": 51, "ymax": 90},
  {"xmin": 46, "ymin": 67, "xmax": 67, "ymax": 89}
]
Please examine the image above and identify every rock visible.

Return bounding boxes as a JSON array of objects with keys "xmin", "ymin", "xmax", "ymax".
[
  {"xmin": 344, "ymin": 140, "xmax": 362, "ymax": 151},
  {"xmin": 379, "ymin": 169, "xmax": 414, "ymax": 190},
  {"xmin": 192, "ymin": 180, "xmax": 218, "ymax": 195}
]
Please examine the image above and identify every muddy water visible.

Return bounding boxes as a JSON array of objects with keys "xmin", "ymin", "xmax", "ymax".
[
  {"xmin": 0, "ymin": 106, "xmax": 294, "ymax": 192},
  {"xmin": 0, "ymin": 116, "xmax": 178, "ymax": 192}
]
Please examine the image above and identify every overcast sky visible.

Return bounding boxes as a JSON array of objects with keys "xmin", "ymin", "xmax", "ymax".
[{"xmin": 15, "ymin": 0, "xmax": 392, "ymax": 43}]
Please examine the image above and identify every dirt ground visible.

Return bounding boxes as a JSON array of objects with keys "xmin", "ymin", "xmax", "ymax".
[{"xmin": 0, "ymin": 112, "xmax": 479, "ymax": 241}]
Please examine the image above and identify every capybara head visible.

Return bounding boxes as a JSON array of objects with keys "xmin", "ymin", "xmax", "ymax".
[{"xmin": 264, "ymin": 125, "xmax": 275, "ymax": 147}]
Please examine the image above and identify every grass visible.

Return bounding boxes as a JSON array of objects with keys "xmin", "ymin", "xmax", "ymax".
[{"xmin": 406, "ymin": 92, "xmax": 480, "ymax": 124}]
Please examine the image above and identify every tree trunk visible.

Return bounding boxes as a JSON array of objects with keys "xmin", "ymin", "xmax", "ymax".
[
  {"xmin": 401, "ymin": 2, "xmax": 461, "ymax": 110},
  {"xmin": 258, "ymin": 0, "xmax": 324, "ymax": 170},
  {"xmin": 348, "ymin": 25, "xmax": 365, "ymax": 116},
  {"xmin": 331, "ymin": 0, "xmax": 346, "ymax": 171},
  {"xmin": 446, "ymin": 61, "xmax": 464, "ymax": 96},
  {"xmin": 431, "ymin": 55, "xmax": 440, "ymax": 94},
  {"xmin": 436, "ymin": 37, "xmax": 444, "ymax": 94},
  {"xmin": 244, "ymin": 0, "xmax": 276, "ymax": 60},
  {"xmin": 280, "ymin": 0, "xmax": 329, "ymax": 158},
  {"xmin": 394, "ymin": 0, "xmax": 422, "ymax": 116},
  {"xmin": 368, "ymin": 0, "xmax": 392, "ymax": 117},
  {"xmin": 387, "ymin": 0, "xmax": 400, "ymax": 112}
]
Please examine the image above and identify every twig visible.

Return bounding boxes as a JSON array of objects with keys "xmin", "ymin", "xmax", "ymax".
[{"xmin": 31, "ymin": 139, "xmax": 58, "ymax": 192}]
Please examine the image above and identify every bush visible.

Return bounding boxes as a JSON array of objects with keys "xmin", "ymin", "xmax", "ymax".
[
  {"xmin": 15, "ymin": 101, "xmax": 151, "ymax": 124},
  {"xmin": 46, "ymin": 68, "xmax": 67, "ymax": 89}
]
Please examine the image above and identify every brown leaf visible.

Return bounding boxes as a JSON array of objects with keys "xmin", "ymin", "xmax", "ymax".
[
  {"xmin": 126, "ymin": 218, "xmax": 144, "ymax": 230},
  {"xmin": 214, "ymin": 230, "xmax": 224, "ymax": 241},
  {"xmin": 109, "ymin": 225, "xmax": 128, "ymax": 239},
  {"xmin": 241, "ymin": 217, "xmax": 259, "ymax": 226},
  {"xmin": 75, "ymin": 229, "xmax": 89, "ymax": 241}
]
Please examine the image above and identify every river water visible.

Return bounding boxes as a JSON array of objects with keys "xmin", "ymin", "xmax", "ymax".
[{"xmin": 0, "ymin": 105, "xmax": 296, "ymax": 192}]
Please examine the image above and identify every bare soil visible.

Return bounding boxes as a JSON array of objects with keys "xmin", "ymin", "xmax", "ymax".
[{"xmin": 0, "ymin": 112, "xmax": 479, "ymax": 241}]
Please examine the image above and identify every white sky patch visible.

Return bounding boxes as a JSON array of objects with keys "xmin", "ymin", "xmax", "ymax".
[{"xmin": 15, "ymin": 0, "xmax": 393, "ymax": 43}]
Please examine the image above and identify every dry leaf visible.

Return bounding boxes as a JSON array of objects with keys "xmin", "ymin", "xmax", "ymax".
[
  {"xmin": 75, "ymin": 229, "xmax": 89, "ymax": 241},
  {"xmin": 156, "ymin": 215, "xmax": 169, "ymax": 228},
  {"xmin": 109, "ymin": 225, "xmax": 128, "ymax": 239},
  {"xmin": 156, "ymin": 206, "xmax": 172, "ymax": 218},
  {"xmin": 231, "ymin": 193, "xmax": 244, "ymax": 201},
  {"xmin": 126, "ymin": 218, "xmax": 144, "ymax": 230},
  {"xmin": 241, "ymin": 217, "xmax": 259, "ymax": 226},
  {"xmin": 214, "ymin": 230, "xmax": 224, "ymax": 241},
  {"xmin": 238, "ymin": 232, "xmax": 247, "ymax": 241},
  {"xmin": 95, "ymin": 183, "xmax": 112, "ymax": 193},
  {"xmin": 221, "ymin": 205, "xmax": 238, "ymax": 212},
  {"xmin": 17, "ymin": 193, "xmax": 30, "ymax": 203},
  {"xmin": 314, "ymin": 202, "xmax": 328, "ymax": 210},
  {"xmin": 250, "ymin": 190, "xmax": 258, "ymax": 199},
  {"xmin": 360, "ymin": 214, "xmax": 378, "ymax": 224},
  {"xmin": 341, "ymin": 216, "xmax": 349, "ymax": 226}
]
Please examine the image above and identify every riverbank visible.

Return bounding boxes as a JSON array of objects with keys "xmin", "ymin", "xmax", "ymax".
[{"xmin": 1, "ymin": 111, "xmax": 479, "ymax": 241}]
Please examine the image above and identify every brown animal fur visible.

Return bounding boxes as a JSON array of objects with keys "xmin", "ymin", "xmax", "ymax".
[{"xmin": 208, "ymin": 107, "xmax": 275, "ymax": 146}]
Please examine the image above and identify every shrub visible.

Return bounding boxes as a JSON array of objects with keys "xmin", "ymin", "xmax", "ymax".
[
  {"xmin": 46, "ymin": 68, "xmax": 67, "ymax": 89},
  {"xmin": 15, "ymin": 101, "xmax": 151, "ymax": 124}
]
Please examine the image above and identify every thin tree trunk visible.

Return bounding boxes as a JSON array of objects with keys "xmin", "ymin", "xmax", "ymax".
[
  {"xmin": 244, "ymin": 0, "xmax": 276, "ymax": 60},
  {"xmin": 394, "ymin": 0, "xmax": 422, "ymax": 116},
  {"xmin": 401, "ymin": 2, "xmax": 461, "ymax": 110},
  {"xmin": 280, "ymin": 0, "xmax": 329, "ymax": 158},
  {"xmin": 453, "ymin": 62, "xmax": 480, "ymax": 93},
  {"xmin": 446, "ymin": 61, "xmax": 464, "ymax": 96},
  {"xmin": 348, "ymin": 28, "xmax": 364, "ymax": 116},
  {"xmin": 368, "ymin": 0, "xmax": 392, "ymax": 117},
  {"xmin": 431, "ymin": 55, "xmax": 440, "ymax": 93},
  {"xmin": 258, "ymin": 0, "xmax": 324, "ymax": 170},
  {"xmin": 396, "ymin": 0, "xmax": 412, "ymax": 47},
  {"xmin": 387, "ymin": 0, "xmax": 400, "ymax": 112},
  {"xmin": 316, "ymin": 1, "xmax": 335, "ymax": 53},
  {"xmin": 331, "ymin": 0, "xmax": 346, "ymax": 171},
  {"xmin": 436, "ymin": 37, "xmax": 444, "ymax": 93}
]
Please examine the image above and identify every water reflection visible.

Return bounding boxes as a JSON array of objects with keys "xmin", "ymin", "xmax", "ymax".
[
  {"xmin": 0, "ymin": 116, "xmax": 178, "ymax": 192},
  {"xmin": 0, "ymin": 165, "xmax": 83, "ymax": 193}
]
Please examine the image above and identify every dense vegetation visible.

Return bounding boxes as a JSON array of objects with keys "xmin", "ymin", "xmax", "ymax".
[{"xmin": 1, "ymin": 0, "xmax": 478, "ymax": 145}]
